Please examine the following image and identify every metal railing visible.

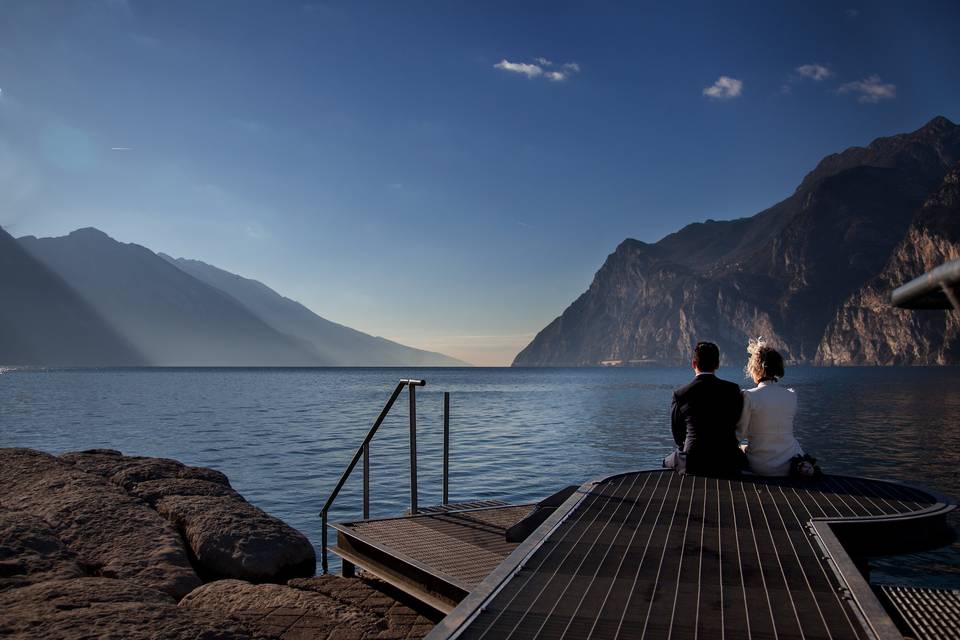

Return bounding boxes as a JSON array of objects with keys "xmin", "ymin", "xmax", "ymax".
[{"xmin": 319, "ymin": 378, "xmax": 450, "ymax": 573}]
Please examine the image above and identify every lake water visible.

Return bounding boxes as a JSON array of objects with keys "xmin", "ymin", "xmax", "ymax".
[{"xmin": 1, "ymin": 366, "xmax": 957, "ymax": 587}]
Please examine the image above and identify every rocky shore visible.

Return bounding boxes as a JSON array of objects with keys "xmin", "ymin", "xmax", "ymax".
[{"xmin": 0, "ymin": 448, "xmax": 438, "ymax": 639}]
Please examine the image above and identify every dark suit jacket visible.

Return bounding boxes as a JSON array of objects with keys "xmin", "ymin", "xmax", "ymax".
[{"xmin": 671, "ymin": 373, "xmax": 745, "ymax": 477}]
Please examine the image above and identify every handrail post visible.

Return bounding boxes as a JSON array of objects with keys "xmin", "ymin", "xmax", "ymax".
[
  {"xmin": 443, "ymin": 391, "xmax": 450, "ymax": 505},
  {"xmin": 362, "ymin": 442, "xmax": 370, "ymax": 520},
  {"xmin": 409, "ymin": 383, "xmax": 418, "ymax": 514},
  {"xmin": 321, "ymin": 511, "xmax": 328, "ymax": 574}
]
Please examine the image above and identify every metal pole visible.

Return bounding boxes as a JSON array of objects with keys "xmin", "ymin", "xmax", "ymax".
[
  {"xmin": 321, "ymin": 511, "xmax": 328, "ymax": 574},
  {"xmin": 443, "ymin": 391, "xmax": 449, "ymax": 505},
  {"xmin": 409, "ymin": 383, "xmax": 418, "ymax": 514},
  {"xmin": 362, "ymin": 441, "xmax": 370, "ymax": 520}
]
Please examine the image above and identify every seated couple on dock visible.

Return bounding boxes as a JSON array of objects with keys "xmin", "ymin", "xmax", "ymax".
[{"xmin": 664, "ymin": 340, "xmax": 813, "ymax": 478}]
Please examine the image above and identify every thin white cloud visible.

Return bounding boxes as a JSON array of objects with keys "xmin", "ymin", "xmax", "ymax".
[
  {"xmin": 838, "ymin": 75, "xmax": 896, "ymax": 103},
  {"xmin": 494, "ymin": 58, "xmax": 581, "ymax": 82},
  {"xmin": 845, "ymin": 8, "xmax": 859, "ymax": 18},
  {"xmin": 110, "ymin": 146, "xmax": 132, "ymax": 151},
  {"xmin": 494, "ymin": 59, "xmax": 543, "ymax": 79},
  {"xmin": 796, "ymin": 64, "xmax": 832, "ymax": 81},
  {"xmin": 703, "ymin": 76, "xmax": 743, "ymax": 100}
]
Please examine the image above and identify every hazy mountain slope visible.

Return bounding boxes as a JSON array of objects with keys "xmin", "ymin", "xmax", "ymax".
[
  {"xmin": 514, "ymin": 116, "xmax": 960, "ymax": 366},
  {"xmin": 0, "ymin": 226, "xmax": 145, "ymax": 366},
  {"xmin": 817, "ymin": 163, "xmax": 960, "ymax": 364},
  {"xmin": 18, "ymin": 229, "xmax": 321, "ymax": 366},
  {"xmin": 162, "ymin": 256, "xmax": 468, "ymax": 367}
]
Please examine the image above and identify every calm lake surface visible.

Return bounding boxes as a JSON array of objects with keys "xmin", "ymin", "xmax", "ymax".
[{"xmin": 1, "ymin": 366, "xmax": 957, "ymax": 586}]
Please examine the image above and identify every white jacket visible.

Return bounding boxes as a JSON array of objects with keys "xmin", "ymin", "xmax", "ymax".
[{"xmin": 736, "ymin": 381, "xmax": 803, "ymax": 476}]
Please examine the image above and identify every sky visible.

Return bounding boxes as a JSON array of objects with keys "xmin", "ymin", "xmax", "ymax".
[{"xmin": 1, "ymin": 0, "xmax": 959, "ymax": 365}]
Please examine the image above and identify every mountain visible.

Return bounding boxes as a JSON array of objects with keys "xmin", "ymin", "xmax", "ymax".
[
  {"xmin": 0, "ymin": 226, "xmax": 145, "ymax": 366},
  {"xmin": 817, "ymin": 163, "xmax": 960, "ymax": 364},
  {"xmin": 514, "ymin": 116, "xmax": 960, "ymax": 367},
  {"xmin": 160, "ymin": 255, "xmax": 468, "ymax": 367},
  {"xmin": 17, "ymin": 228, "xmax": 322, "ymax": 366}
]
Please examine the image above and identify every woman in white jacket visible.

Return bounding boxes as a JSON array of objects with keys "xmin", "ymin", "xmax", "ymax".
[{"xmin": 736, "ymin": 342, "xmax": 804, "ymax": 476}]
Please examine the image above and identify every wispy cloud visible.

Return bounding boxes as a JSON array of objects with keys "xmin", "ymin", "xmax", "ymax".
[
  {"xmin": 796, "ymin": 64, "xmax": 832, "ymax": 81},
  {"xmin": 494, "ymin": 59, "xmax": 543, "ymax": 79},
  {"xmin": 845, "ymin": 8, "xmax": 859, "ymax": 19},
  {"xmin": 838, "ymin": 75, "xmax": 896, "ymax": 103},
  {"xmin": 703, "ymin": 76, "xmax": 743, "ymax": 100},
  {"xmin": 110, "ymin": 146, "xmax": 133, "ymax": 151},
  {"xmin": 494, "ymin": 58, "xmax": 581, "ymax": 82}
]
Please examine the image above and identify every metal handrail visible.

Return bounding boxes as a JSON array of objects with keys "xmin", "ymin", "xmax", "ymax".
[{"xmin": 319, "ymin": 378, "xmax": 450, "ymax": 574}]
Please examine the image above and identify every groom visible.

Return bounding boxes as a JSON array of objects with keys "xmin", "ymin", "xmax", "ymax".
[{"xmin": 664, "ymin": 341, "xmax": 746, "ymax": 477}]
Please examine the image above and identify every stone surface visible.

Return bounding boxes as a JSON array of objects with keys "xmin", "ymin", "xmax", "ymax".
[
  {"xmin": 0, "ymin": 449, "xmax": 201, "ymax": 599},
  {"xmin": 181, "ymin": 576, "xmax": 438, "ymax": 639},
  {"xmin": 157, "ymin": 496, "xmax": 315, "ymax": 582},
  {"xmin": 0, "ymin": 508, "xmax": 83, "ymax": 591},
  {"xmin": 513, "ymin": 116, "xmax": 960, "ymax": 366},
  {"xmin": 0, "ymin": 577, "xmax": 253, "ymax": 639},
  {"xmin": 62, "ymin": 449, "xmax": 313, "ymax": 582}
]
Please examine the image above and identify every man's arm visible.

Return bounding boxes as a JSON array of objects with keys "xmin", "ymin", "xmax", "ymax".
[{"xmin": 671, "ymin": 391, "xmax": 685, "ymax": 448}]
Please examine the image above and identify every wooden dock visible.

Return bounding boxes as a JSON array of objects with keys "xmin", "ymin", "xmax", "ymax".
[
  {"xmin": 331, "ymin": 500, "xmax": 535, "ymax": 613},
  {"xmin": 407, "ymin": 470, "xmax": 954, "ymax": 640}
]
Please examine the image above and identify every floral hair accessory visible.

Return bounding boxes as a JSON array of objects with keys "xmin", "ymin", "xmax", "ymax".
[{"xmin": 747, "ymin": 336, "xmax": 767, "ymax": 355}]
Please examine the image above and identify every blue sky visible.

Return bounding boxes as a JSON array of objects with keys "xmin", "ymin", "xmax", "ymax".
[{"xmin": 2, "ymin": 1, "xmax": 959, "ymax": 365}]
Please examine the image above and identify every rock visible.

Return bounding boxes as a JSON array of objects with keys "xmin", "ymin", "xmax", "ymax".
[
  {"xmin": 181, "ymin": 576, "xmax": 437, "ymax": 639},
  {"xmin": 0, "ymin": 508, "xmax": 83, "ymax": 590},
  {"xmin": 63, "ymin": 449, "xmax": 315, "ymax": 582},
  {"xmin": 157, "ymin": 496, "xmax": 315, "ymax": 582},
  {"xmin": 0, "ymin": 577, "xmax": 253, "ymax": 639},
  {"xmin": 817, "ymin": 163, "xmax": 960, "ymax": 364},
  {"xmin": 0, "ymin": 449, "xmax": 201, "ymax": 599}
]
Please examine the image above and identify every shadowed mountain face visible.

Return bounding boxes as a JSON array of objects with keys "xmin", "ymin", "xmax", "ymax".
[
  {"xmin": 0, "ymin": 227, "xmax": 145, "ymax": 366},
  {"xmin": 514, "ymin": 116, "xmax": 960, "ymax": 367},
  {"xmin": 17, "ymin": 229, "xmax": 321, "ymax": 367},
  {"xmin": 817, "ymin": 163, "xmax": 960, "ymax": 364},
  {"xmin": 162, "ymin": 256, "xmax": 468, "ymax": 367}
]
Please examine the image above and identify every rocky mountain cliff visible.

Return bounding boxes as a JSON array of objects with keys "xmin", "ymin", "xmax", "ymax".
[
  {"xmin": 817, "ymin": 163, "xmax": 960, "ymax": 364},
  {"xmin": 514, "ymin": 116, "xmax": 960, "ymax": 367}
]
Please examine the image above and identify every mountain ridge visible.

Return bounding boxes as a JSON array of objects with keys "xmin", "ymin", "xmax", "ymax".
[{"xmin": 513, "ymin": 115, "xmax": 960, "ymax": 367}]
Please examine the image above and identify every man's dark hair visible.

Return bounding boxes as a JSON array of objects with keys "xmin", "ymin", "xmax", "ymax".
[{"xmin": 693, "ymin": 341, "xmax": 720, "ymax": 372}]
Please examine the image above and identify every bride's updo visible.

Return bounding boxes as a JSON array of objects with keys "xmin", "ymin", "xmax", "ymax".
[{"xmin": 746, "ymin": 344, "xmax": 785, "ymax": 383}]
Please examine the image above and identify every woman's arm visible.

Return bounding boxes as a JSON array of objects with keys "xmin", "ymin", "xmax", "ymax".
[{"xmin": 735, "ymin": 390, "xmax": 751, "ymax": 441}]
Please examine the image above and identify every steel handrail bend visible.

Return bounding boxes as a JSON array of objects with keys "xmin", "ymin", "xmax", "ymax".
[{"xmin": 319, "ymin": 378, "xmax": 431, "ymax": 574}]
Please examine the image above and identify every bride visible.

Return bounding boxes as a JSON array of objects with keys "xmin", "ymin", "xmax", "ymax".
[{"xmin": 736, "ymin": 339, "xmax": 804, "ymax": 476}]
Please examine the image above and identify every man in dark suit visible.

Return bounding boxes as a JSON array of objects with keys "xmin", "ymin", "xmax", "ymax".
[{"xmin": 664, "ymin": 341, "xmax": 746, "ymax": 477}]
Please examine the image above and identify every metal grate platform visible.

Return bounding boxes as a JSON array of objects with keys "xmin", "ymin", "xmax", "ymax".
[
  {"xmin": 878, "ymin": 585, "xmax": 960, "ymax": 639},
  {"xmin": 428, "ymin": 470, "xmax": 955, "ymax": 640}
]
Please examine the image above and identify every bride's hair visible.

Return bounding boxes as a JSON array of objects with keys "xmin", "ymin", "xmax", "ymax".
[{"xmin": 746, "ymin": 346, "xmax": 785, "ymax": 382}]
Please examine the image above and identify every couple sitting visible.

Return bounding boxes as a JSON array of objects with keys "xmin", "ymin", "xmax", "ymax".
[{"xmin": 664, "ymin": 340, "xmax": 806, "ymax": 478}]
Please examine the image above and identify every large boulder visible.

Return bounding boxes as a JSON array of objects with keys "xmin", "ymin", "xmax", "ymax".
[
  {"xmin": 0, "ymin": 449, "xmax": 201, "ymax": 599},
  {"xmin": 0, "ymin": 577, "xmax": 253, "ymax": 639},
  {"xmin": 157, "ymin": 496, "xmax": 315, "ymax": 582},
  {"xmin": 0, "ymin": 508, "xmax": 83, "ymax": 591},
  {"xmin": 181, "ymin": 577, "xmax": 437, "ymax": 639},
  {"xmin": 62, "ymin": 449, "xmax": 315, "ymax": 582}
]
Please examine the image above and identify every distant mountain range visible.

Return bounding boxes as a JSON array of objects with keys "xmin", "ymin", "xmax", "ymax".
[
  {"xmin": 2, "ymin": 228, "xmax": 466, "ymax": 367},
  {"xmin": 514, "ymin": 116, "xmax": 960, "ymax": 367}
]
